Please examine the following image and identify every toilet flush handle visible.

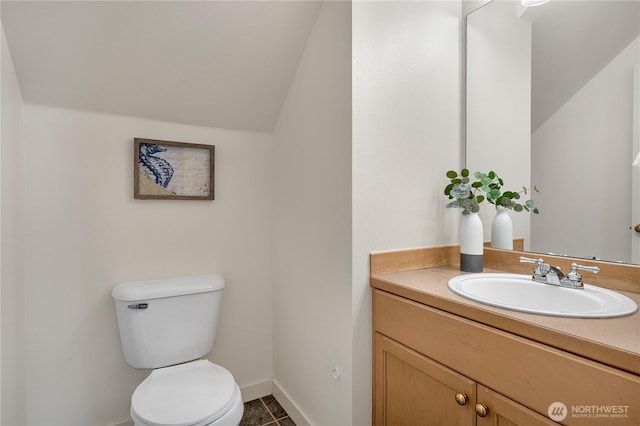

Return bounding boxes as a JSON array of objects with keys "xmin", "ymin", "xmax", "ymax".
[{"xmin": 127, "ymin": 303, "xmax": 148, "ymax": 310}]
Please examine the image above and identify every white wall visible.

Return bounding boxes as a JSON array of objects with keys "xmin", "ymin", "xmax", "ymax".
[
  {"xmin": 352, "ymin": 1, "xmax": 462, "ymax": 424},
  {"xmin": 2, "ymin": 2, "xmax": 467, "ymax": 424},
  {"xmin": 272, "ymin": 2, "xmax": 352, "ymax": 425},
  {"xmin": 22, "ymin": 105, "xmax": 274, "ymax": 425},
  {"xmin": 466, "ymin": 0, "xmax": 532, "ymax": 247},
  {"xmin": 532, "ymin": 37, "xmax": 639, "ymax": 262},
  {"xmin": 1, "ymin": 23, "xmax": 27, "ymax": 426}
]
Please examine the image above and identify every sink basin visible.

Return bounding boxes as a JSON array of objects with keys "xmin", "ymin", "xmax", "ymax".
[{"xmin": 447, "ymin": 273, "xmax": 638, "ymax": 318}]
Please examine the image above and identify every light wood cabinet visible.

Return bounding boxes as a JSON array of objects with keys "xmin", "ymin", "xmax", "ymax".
[
  {"xmin": 372, "ymin": 289, "xmax": 640, "ymax": 426},
  {"xmin": 475, "ymin": 384, "xmax": 556, "ymax": 426},
  {"xmin": 374, "ymin": 333, "xmax": 475, "ymax": 425},
  {"xmin": 375, "ymin": 332, "xmax": 555, "ymax": 426}
]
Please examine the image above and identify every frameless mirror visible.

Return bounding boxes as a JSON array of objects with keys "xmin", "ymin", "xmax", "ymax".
[{"xmin": 466, "ymin": 0, "xmax": 640, "ymax": 265}]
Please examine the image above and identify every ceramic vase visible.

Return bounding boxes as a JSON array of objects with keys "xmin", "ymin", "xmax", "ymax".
[
  {"xmin": 460, "ymin": 212, "xmax": 483, "ymax": 272},
  {"xmin": 491, "ymin": 207, "xmax": 513, "ymax": 250}
]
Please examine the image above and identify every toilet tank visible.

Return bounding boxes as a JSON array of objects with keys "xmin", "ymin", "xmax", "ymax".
[{"xmin": 112, "ymin": 274, "xmax": 225, "ymax": 369}]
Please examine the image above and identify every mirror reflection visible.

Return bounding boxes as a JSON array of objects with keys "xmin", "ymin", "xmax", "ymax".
[{"xmin": 466, "ymin": 0, "xmax": 640, "ymax": 265}]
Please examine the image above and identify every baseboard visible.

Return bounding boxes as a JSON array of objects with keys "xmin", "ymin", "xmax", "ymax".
[
  {"xmin": 272, "ymin": 379, "xmax": 311, "ymax": 426},
  {"xmin": 240, "ymin": 379, "xmax": 273, "ymax": 402},
  {"xmin": 106, "ymin": 418, "xmax": 133, "ymax": 426}
]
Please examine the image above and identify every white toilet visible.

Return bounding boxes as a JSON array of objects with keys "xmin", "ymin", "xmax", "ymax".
[{"xmin": 112, "ymin": 274, "xmax": 244, "ymax": 426}]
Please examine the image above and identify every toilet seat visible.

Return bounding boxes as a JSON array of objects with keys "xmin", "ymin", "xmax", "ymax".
[{"xmin": 131, "ymin": 359, "xmax": 239, "ymax": 426}]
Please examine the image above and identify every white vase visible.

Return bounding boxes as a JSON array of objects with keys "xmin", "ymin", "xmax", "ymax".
[
  {"xmin": 491, "ymin": 208, "xmax": 513, "ymax": 250},
  {"xmin": 460, "ymin": 212, "xmax": 483, "ymax": 272}
]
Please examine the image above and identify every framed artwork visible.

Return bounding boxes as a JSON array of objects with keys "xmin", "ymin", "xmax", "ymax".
[{"xmin": 134, "ymin": 138, "xmax": 215, "ymax": 200}]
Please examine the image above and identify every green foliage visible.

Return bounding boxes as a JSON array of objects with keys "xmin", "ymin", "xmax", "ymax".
[
  {"xmin": 444, "ymin": 169, "xmax": 540, "ymax": 215},
  {"xmin": 444, "ymin": 169, "xmax": 483, "ymax": 216}
]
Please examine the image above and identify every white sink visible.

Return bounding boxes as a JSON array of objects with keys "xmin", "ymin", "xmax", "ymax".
[{"xmin": 447, "ymin": 273, "xmax": 638, "ymax": 318}]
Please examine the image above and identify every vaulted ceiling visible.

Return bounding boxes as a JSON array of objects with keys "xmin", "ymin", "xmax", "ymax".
[
  {"xmin": 3, "ymin": 1, "xmax": 639, "ymax": 135},
  {"xmin": 528, "ymin": 0, "xmax": 639, "ymax": 131},
  {"xmin": 1, "ymin": 1, "xmax": 321, "ymax": 133}
]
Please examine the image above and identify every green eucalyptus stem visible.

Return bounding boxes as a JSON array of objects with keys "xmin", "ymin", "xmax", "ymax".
[
  {"xmin": 444, "ymin": 168, "xmax": 485, "ymax": 215},
  {"xmin": 444, "ymin": 169, "xmax": 540, "ymax": 215}
]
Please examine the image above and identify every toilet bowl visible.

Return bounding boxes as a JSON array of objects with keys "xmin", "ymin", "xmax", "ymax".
[{"xmin": 130, "ymin": 360, "xmax": 244, "ymax": 426}]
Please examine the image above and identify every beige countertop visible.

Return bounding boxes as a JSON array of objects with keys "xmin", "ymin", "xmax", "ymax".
[{"xmin": 371, "ymin": 264, "xmax": 640, "ymax": 375}]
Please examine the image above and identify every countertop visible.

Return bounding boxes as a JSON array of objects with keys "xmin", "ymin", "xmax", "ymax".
[{"xmin": 371, "ymin": 264, "xmax": 640, "ymax": 375}]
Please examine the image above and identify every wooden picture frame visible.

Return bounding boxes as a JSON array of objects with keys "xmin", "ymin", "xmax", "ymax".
[{"xmin": 134, "ymin": 138, "xmax": 215, "ymax": 200}]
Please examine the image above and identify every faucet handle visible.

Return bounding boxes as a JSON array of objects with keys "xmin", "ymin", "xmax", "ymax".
[
  {"xmin": 519, "ymin": 256, "xmax": 544, "ymax": 266},
  {"xmin": 561, "ymin": 263, "xmax": 600, "ymax": 288},
  {"xmin": 571, "ymin": 263, "xmax": 600, "ymax": 275},
  {"xmin": 519, "ymin": 256, "xmax": 546, "ymax": 273}
]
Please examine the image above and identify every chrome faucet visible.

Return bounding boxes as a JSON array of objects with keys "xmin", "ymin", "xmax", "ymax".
[
  {"xmin": 519, "ymin": 256, "xmax": 599, "ymax": 289},
  {"xmin": 519, "ymin": 256, "xmax": 564, "ymax": 285}
]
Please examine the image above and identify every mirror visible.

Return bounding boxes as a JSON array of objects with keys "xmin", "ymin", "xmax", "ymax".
[{"xmin": 466, "ymin": 0, "xmax": 640, "ymax": 265}]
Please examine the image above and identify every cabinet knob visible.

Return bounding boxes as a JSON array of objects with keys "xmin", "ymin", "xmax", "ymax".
[
  {"xmin": 454, "ymin": 393, "xmax": 468, "ymax": 405},
  {"xmin": 475, "ymin": 403, "xmax": 489, "ymax": 417}
]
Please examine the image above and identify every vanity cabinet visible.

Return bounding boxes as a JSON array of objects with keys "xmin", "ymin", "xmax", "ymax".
[
  {"xmin": 372, "ymin": 288, "xmax": 640, "ymax": 426},
  {"xmin": 374, "ymin": 333, "xmax": 475, "ymax": 425},
  {"xmin": 375, "ymin": 333, "xmax": 555, "ymax": 426},
  {"xmin": 475, "ymin": 384, "xmax": 556, "ymax": 426}
]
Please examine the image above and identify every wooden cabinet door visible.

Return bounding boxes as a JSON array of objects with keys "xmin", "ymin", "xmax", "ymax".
[
  {"xmin": 374, "ymin": 333, "xmax": 475, "ymax": 426},
  {"xmin": 475, "ymin": 384, "xmax": 557, "ymax": 426}
]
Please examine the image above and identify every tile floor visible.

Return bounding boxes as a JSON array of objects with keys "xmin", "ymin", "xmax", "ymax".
[{"xmin": 240, "ymin": 395, "xmax": 296, "ymax": 426}]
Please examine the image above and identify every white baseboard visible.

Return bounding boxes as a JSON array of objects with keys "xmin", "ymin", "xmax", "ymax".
[
  {"xmin": 240, "ymin": 379, "xmax": 273, "ymax": 402},
  {"xmin": 106, "ymin": 418, "xmax": 133, "ymax": 426},
  {"xmin": 272, "ymin": 379, "xmax": 311, "ymax": 426}
]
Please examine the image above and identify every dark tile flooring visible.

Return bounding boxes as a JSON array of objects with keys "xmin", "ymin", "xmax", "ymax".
[{"xmin": 241, "ymin": 395, "xmax": 296, "ymax": 426}]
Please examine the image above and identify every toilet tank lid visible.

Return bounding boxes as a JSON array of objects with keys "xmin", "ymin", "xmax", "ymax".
[{"xmin": 112, "ymin": 274, "xmax": 225, "ymax": 301}]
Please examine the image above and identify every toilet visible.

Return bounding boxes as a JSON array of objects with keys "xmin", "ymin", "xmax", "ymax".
[{"xmin": 112, "ymin": 274, "xmax": 244, "ymax": 426}]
